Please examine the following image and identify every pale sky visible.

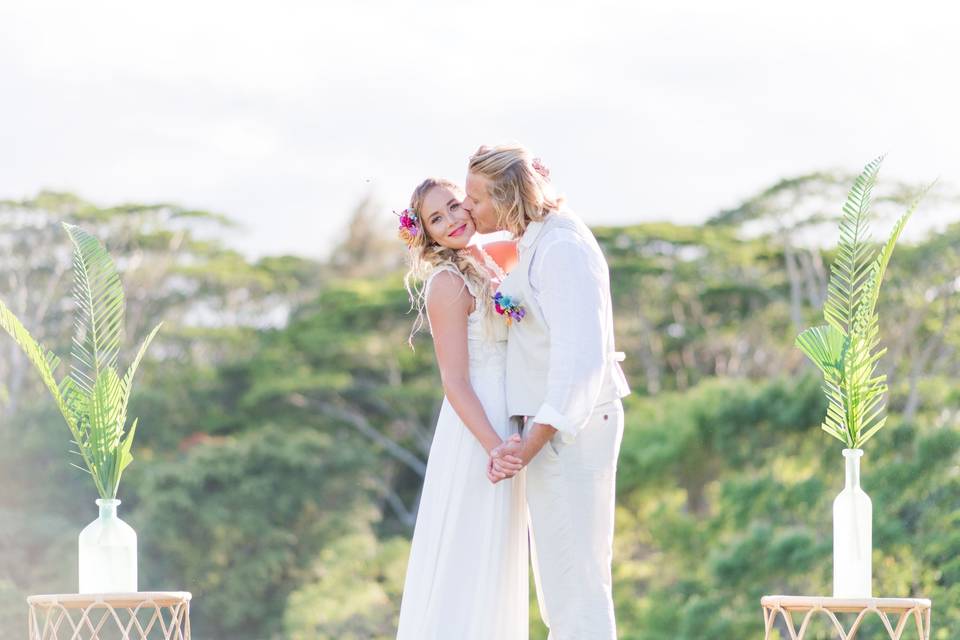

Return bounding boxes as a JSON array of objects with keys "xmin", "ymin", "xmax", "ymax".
[{"xmin": 3, "ymin": 0, "xmax": 959, "ymax": 258}]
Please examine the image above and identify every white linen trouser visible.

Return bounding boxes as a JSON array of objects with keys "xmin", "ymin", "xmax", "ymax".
[{"xmin": 526, "ymin": 399, "xmax": 625, "ymax": 640}]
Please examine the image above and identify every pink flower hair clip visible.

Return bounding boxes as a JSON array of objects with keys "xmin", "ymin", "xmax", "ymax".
[
  {"xmin": 531, "ymin": 157, "xmax": 550, "ymax": 181},
  {"xmin": 397, "ymin": 208, "xmax": 420, "ymax": 246}
]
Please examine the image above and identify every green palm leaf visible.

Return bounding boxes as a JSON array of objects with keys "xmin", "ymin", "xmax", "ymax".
[
  {"xmin": 113, "ymin": 417, "xmax": 139, "ymax": 492},
  {"xmin": 821, "ymin": 382, "xmax": 849, "ymax": 443},
  {"xmin": 861, "ymin": 188, "xmax": 925, "ymax": 318},
  {"xmin": 63, "ymin": 223, "xmax": 126, "ymax": 397},
  {"xmin": 0, "ymin": 223, "xmax": 160, "ymax": 499},
  {"xmin": 795, "ymin": 325, "xmax": 845, "ymax": 376},
  {"xmin": 0, "ymin": 298, "xmax": 63, "ymax": 406},
  {"xmin": 823, "ymin": 155, "xmax": 883, "ymax": 334},
  {"xmin": 796, "ymin": 156, "xmax": 925, "ymax": 450},
  {"xmin": 118, "ymin": 323, "xmax": 163, "ymax": 434},
  {"xmin": 88, "ymin": 367, "xmax": 126, "ymax": 497}
]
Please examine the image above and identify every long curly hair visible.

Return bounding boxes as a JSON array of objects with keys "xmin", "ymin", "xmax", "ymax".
[{"xmin": 402, "ymin": 178, "xmax": 496, "ymax": 346}]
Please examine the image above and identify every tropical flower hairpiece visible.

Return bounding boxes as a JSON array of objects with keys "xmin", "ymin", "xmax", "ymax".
[
  {"xmin": 397, "ymin": 208, "xmax": 420, "ymax": 246},
  {"xmin": 531, "ymin": 157, "xmax": 550, "ymax": 181},
  {"xmin": 493, "ymin": 291, "xmax": 526, "ymax": 325}
]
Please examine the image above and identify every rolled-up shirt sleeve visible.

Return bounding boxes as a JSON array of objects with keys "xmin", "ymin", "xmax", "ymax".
[{"xmin": 530, "ymin": 235, "xmax": 608, "ymax": 442}]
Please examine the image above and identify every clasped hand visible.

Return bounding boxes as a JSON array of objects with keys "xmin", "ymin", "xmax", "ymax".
[{"xmin": 487, "ymin": 434, "xmax": 526, "ymax": 484}]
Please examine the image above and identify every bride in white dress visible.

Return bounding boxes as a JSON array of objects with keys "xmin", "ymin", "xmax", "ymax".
[{"xmin": 395, "ymin": 178, "xmax": 529, "ymax": 640}]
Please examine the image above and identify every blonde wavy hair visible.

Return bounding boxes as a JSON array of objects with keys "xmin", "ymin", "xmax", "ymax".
[
  {"xmin": 467, "ymin": 143, "xmax": 564, "ymax": 236},
  {"xmin": 403, "ymin": 178, "xmax": 496, "ymax": 346}
]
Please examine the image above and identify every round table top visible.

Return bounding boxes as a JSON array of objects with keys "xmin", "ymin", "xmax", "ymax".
[
  {"xmin": 27, "ymin": 592, "xmax": 192, "ymax": 608},
  {"xmin": 762, "ymin": 595, "xmax": 932, "ymax": 612}
]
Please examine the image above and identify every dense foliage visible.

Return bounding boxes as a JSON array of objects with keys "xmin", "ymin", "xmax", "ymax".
[{"xmin": 1, "ymin": 178, "xmax": 957, "ymax": 639}]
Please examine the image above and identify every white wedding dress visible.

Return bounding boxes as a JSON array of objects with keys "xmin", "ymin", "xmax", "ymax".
[{"xmin": 396, "ymin": 261, "xmax": 529, "ymax": 640}]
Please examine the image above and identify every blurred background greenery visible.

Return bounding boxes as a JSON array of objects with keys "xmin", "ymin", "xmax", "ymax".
[{"xmin": 1, "ymin": 172, "xmax": 958, "ymax": 639}]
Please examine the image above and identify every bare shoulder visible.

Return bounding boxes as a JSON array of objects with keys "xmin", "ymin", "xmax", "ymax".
[
  {"xmin": 426, "ymin": 270, "xmax": 473, "ymax": 311},
  {"xmin": 481, "ymin": 240, "xmax": 519, "ymax": 272}
]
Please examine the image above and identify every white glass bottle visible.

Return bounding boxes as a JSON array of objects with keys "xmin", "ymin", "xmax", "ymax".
[
  {"xmin": 78, "ymin": 498, "xmax": 138, "ymax": 593},
  {"xmin": 833, "ymin": 449, "xmax": 872, "ymax": 598}
]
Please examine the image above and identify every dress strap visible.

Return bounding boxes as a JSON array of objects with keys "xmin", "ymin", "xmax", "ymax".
[{"xmin": 425, "ymin": 264, "xmax": 477, "ymax": 300}]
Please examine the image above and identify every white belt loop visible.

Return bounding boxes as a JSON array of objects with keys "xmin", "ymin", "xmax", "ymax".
[{"xmin": 610, "ymin": 351, "xmax": 625, "ymax": 362}]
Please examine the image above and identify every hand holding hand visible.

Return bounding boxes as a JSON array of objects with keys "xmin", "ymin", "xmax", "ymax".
[{"xmin": 487, "ymin": 434, "xmax": 525, "ymax": 484}]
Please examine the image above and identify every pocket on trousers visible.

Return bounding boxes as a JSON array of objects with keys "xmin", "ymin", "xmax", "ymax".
[
  {"xmin": 576, "ymin": 402, "xmax": 623, "ymax": 473},
  {"xmin": 547, "ymin": 434, "xmax": 565, "ymax": 457}
]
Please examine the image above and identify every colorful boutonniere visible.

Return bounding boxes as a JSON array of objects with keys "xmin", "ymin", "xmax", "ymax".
[{"xmin": 493, "ymin": 291, "xmax": 526, "ymax": 325}]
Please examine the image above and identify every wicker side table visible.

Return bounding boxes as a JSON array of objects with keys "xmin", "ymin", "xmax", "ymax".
[
  {"xmin": 27, "ymin": 592, "xmax": 191, "ymax": 640},
  {"xmin": 762, "ymin": 595, "xmax": 931, "ymax": 640}
]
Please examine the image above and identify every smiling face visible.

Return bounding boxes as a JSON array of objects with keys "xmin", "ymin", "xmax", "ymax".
[
  {"xmin": 420, "ymin": 185, "xmax": 475, "ymax": 250},
  {"xmin": 462, "ymin": 172, "xmax": 500, "ymax": 234}
]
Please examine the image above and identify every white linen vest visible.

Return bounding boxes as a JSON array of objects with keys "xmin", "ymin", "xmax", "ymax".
[{"xmin": 497, "ymin": 211, "xmax": 630, "ymax": 420}]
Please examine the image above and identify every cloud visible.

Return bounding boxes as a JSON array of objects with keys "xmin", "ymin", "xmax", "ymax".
[{"xmin": 2, "ymin": 0, "xmax": 959, "ymax": 258}]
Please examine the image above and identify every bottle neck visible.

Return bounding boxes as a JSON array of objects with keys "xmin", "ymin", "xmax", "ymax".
[
  {"xmin": 96, "ymin": 499, "xmax": 120, "ymax": 519},
  {"xmin": 843, "ymin": 450, "xmax": 862, "ymax": 489}
]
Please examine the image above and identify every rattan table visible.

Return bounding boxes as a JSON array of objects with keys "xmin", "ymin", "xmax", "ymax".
[
  {"xmin": 27, "ymin": 592, "xmax": 191, "ymax": 640},
  {"xmin": 762, "ymin": 595, "xmax": 931, "ymax": 639}
]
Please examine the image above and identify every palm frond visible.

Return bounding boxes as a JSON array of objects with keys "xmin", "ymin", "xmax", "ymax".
[
  {"xmin": 0, "ymin": 224, "xmax": 160, "ymax": 499},
  {"xmin": 823, "ymin": 156, "xmax": 884, "ymax": 334},
  {"xmin": 110, "ymin": 417, "xmax": 139, "ymax": 498},
  {"xmin": 63, "ymin": 223, "xmax": 126, "ymax": 397},
  {"xmin": 58, "ymin": 377, "xmax": 87, "ymax": 435},
  {"xmin": 861, "ymin": 187, "xmax": 926, "ymax": 318},
  {"xmin": 118, "ymin": 323, "xmax": 162, "ymax": 431},
  {"xmin": 0, "ymin": 298, "xmax": 75, "ymax": 435},
  {"xmin": 796, "ymin": 156, "xmax": 925, "ymax": 450},
  {"xmin": 857, "ymin": 416, "xmax": 888, "ymax": 448},
  {"xmin": 821, "ymin": 380, "xmax": 851, "ymax": 444},
  {"xmin": 0, "ymin": 298, "xmax": 62, "ymax": 400},
  {"xmin": 795, "ymin": 325, "xmax": 845, "ymax": 375},
  {"xmin": 88, "ymin": 367, "xmax": 125, "ymax": 494}
]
